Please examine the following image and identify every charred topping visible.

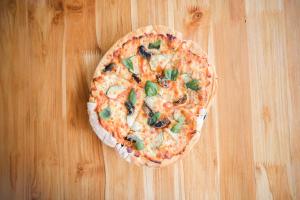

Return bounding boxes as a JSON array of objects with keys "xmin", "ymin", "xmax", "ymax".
[
  {"xmin": 132, "ymin": 73, "xmax": 141, "ymax": 83},
  {"xmin": 102, "ymin": 63, "xmax": 115, "ymax": 72},
  {"xmin": 125, "ymin": 101, "xmax": 135, "ymax": 115},
  {"xmin": 138, "ymin": 45, "xmax": 151, "ymax": 60},
  {"xmin": 166, "ymin": 33, "xmax": 176, "ymax": 41},
  {"xmin": 153, "ymin": 118, "xmax": 171, "ymax": 128},
  {"xmin": 124, "ymin": 135, "xmax": 134, "ymax": 142},
  {"xmin": 156, "ymin": 74, "xmax": 169, "ymax": 88},
  {"xmin": 173, "ymin": 94, "xmax": 187, "ymax": 105}
]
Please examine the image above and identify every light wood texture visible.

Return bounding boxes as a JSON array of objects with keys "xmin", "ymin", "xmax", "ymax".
[{"xmin": 0, "ymin": 0, "xmax": 299, "ymax": 199}]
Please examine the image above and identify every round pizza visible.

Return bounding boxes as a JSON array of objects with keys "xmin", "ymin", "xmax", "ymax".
[{"xmin": 87, "ymin": 25, "xmax": 216, "ymax": 167}]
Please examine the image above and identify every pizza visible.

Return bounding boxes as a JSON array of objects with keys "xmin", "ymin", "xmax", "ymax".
[{"xmin": 88, "ymin": 25, "xmax": 216, "ymax": 167}]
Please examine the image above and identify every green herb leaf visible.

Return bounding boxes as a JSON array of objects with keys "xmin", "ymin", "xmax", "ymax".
[
  {"xmin": 177, "ymin": 116, "xmax": 185, "ymax": 123},
  {"xmin": 186, "ymin": 79, "xmax": 200, "ymax": 91},
  {"xmin": 145, "ymin": 80, "xmax": 158, "ymax": 96},
  {"xmin": 128, "ymin": 89, "xmax": 136, "ymax": 105},
  {"xmin": 99, "ymin": 107, "xmax": 111, "ymax": 120},
  {"xmin": 135, "ymin": 138, "xmax": 145, "ymax": 150},
  {"xmin": 164, "ymin": 69, "xmax": 173, "ymax": 80},
  {"xmin": 164, "ymin": 69, "xmax": 179, "ymax": 81},
  {"xmin": 148, "ymin": 40, "xmax": 161, "ymax": 49},
  {"xmin": 171, "ymin": 116, "xmax": 185, "ymax": 133},
  {"xmin": 126, "ymin": 135, "xmax": 144, "ymax": 150},
  {"xmin": 148, "ymin": 112, "xmax": 160, "ymax": 126},
  {"xmin": 171, "ymin": 123, "xmax": 182, "ymax": 133},
  {"xmin": 171, "ymin": 69, "xmax": 179, "ymax": 81},
  {"xmin": 122, "ymin": 57, "xmax": 134, "ymax": 73}
]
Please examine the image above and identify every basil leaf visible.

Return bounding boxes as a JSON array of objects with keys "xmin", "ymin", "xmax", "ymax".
[
  {"xmin": 99, "ymin": 107, "xmax": 111, "ymax": 120},
  {"xmin": 148, "ymin": 112, "xmax": 160, "ymax": 126},
  {"xmin": 126, "ymin": 135, "xmax": 144, "ymax": 150},
  {"xmin": 128, "ymin": 89, "xmax": 136, "ymax": 105},
  {"xmin": 164, "ymin": 69, "xmax": 179, "ymax": 81},
  {"xmin": 171, "ymin": 69, "xmax": 179, "ymax": 81},
  {"xmin": 135, "ymin": 138, "xmax": 144, "ymax": 150},
  {"xmin": 171, "ymin": 123, "xmax": 182, "ymax": 133},
  {"xmin": 145, "ymin": 80, "xmax": 158, "ymax": 96},
  {"xmin": 164, "ymin": 69, "xmax": 173, "ymax": 80},
  {"xmin": 122, "ymin": 57, "xmax": 134, "ymax": 73},
  {"xmin": 186, "ymin": 79, "xmax": 200, "ymax": 91},
  {"xmin": 171, "ymin": 116, "xmax": 185, "ymax": 133},
  {"xmin": 177, "ymin": 116, "xmax": 185, "ymax": 123},
  {"xmin": 148, "ymin": 40, "xmax": 161, "ymax": 49}
]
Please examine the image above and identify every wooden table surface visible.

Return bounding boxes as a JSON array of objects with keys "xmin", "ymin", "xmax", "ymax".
[{"xmin": 1, "ymin": 0, "xmax": 299, "ymax": 199}]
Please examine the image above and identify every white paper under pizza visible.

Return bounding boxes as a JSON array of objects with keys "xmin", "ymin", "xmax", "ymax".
[{"xmin": 87, "ymin": 102, "xmax": 207, "ymax": 163}]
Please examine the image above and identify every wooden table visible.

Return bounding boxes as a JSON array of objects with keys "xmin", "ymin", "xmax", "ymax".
[{"xmin": 0, "ymin": 0, "xmax": 299, "ymax": 199}]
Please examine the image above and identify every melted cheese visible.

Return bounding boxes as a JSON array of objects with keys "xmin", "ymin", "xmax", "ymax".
[{"xmin": 149, "ymin": 54, "xmax": 173, "ymax": 71}]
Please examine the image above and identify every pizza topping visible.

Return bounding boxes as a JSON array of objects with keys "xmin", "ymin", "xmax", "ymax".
[
  {"xmin": 164, "ymin": 69, "xmax": 179, "ymax": 81},
  {"xmin": 143, "ymin": 102, "xmax": 154, "ymax": 115},
  {"xmin": 103, "ymin": 63, "xmax": 115, "ymax": 72},
  {"xmin": 128, "ymin": 89, "xmax": 137, "ymax": 105},
  {"xmin": 99, "ymin": 107, "xmax": 111, "ymax": 120},
  {"xmin": 125, "ymin": 89, "xmax": 137, "ymax": 121},
  {"xmin": 154, "ymin": 118, "xmax": 171, "ymax": 128},
  {"xmin": 149, "ymin": 54, "xmax": 172, "ymax": 71},
  {"xmin": 125, "ymin": 101, "xmax": 135, "ymax": 115},
  {"xmin": 186, "ymin": 79, "xmax": 200, "ymax": 91},
  {"xmin": 166, "ymin": 33, "xmax": 176, "ymax": 41},
  {"xmin": 122, "ymin": 56, "xmax": 140, "ymax": 74},
  {"xmin": 148, "ymin": 40, "xmax": 161, "ymax": 49},
  {"xmin": 171, "ymin": 114, "xmax": 185, "ymax": 133},
  {"xmin": 145, "ymin": 80, "xmax": 158, "ymax": 96},
  {"xmin": 171, "ymin": 122, "xmax": 183, "ymax": 133},
  {"xmin": 106, "ymin": 85, "xmax": 127, "ymax": 99},
  {"xmin": 122, "ymin": 57, "xmax": 134, "ymax": 73},
  {"xmin": 156, "ymin": 74, "xmax": 169, "ymax": 88},
  {"xmin": 132, "ymin": 73, "xmax": 141, "ymax": 83},
  {"xmin": 138, "ymin": 45, "xmax": 151, "ymax": 60},
  {"xmin": 125, "ymin": 135, "xmax": 144, "ymax": 150},
  {"xmin": 173, "ymin": 94, "xmax": 187, "ymax": 105},
  {"xmin": 147, "ymin": 112, "xmax": 161, "ymax": 126}
]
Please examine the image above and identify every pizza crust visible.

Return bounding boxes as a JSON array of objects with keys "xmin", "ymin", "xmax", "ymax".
[{"xmin": 88, "ymin": 25, "xmax": 217, "ymax": 167}]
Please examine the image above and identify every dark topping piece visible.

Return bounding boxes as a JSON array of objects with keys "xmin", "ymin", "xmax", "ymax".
[
  {"xmin": 156, "ymin": 74, "xmax": 169, "ymax": 88},
  {"xmin": 166, "ymin": 33, "xmax": 176, "ymax": 41},
  {"xmin": 147, "ymin": 112, "xmax": 161, "ymax": 126},
  {"xmin": 132, "ymin": 73, "xmax": 141, "ymax": 83},
  {"xmin": 102, "ymin": 63, "xmax": 115, "ymax": 72},
  {"xmin": 138, "ymin": 45, "xmax": 151, "ymax": 60},
  {"xmin": 173, "ymin": 94, "xmax": 187, "ymax": 105},
  {"xmin": 125, "ymin": 101, "xmax": 135, "ymax": 115},
  {"xmin": 154, "ymin": 118, "xmax": 171, "ymax": 128}
]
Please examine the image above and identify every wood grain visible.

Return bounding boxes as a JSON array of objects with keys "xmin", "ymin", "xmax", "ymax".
[{"xmin": 0, "ymin": 0, "xmax": 299, "ymax": 199}]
